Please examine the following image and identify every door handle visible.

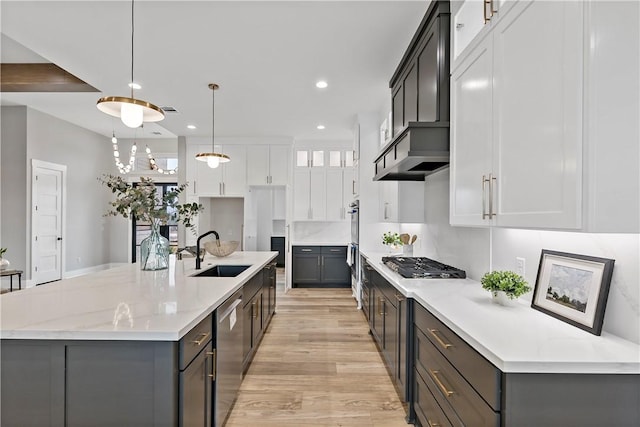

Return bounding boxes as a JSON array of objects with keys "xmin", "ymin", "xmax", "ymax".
[
  {"xmin": 57, "ymin": 237, "xmax": 62, "ymax": 241},
  {"xmin": 206, "ymin": 350, "xmax": 216, "ymax": 381},
  {"xmin": 489, "ymin": 174, "xmax": 497, "ymax": 219}
]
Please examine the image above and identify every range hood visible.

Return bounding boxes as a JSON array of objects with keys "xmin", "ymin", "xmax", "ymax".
[{"xmin": 373, "ymin": 122, "xmax": 449, "ymax": 181}]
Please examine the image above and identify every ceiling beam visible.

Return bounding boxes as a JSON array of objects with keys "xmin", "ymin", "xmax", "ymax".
[{"xmin": 1, "ymin": 63, "xmax": 98, "ymax": 92}]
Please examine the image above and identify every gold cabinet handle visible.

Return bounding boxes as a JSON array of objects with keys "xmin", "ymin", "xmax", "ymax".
[
  {"xmin": 490, "ymin": 0, "xmax": 497, "ymax": 14},
  {"xmin": 427, "ymin": 328, "xmax": 453, "ymax": 350},
  {"xmin": 252, "ymin": 301, "xmax": 257, "ymax": 319},
  {"xmin": 483, "ymin": 0, "xmax": 490, "ymax": 22},
  {"xmin": 427, "ymin": 420, "xmax": 441, "ymax": 427},
  {"xmin": 395, "ymin": 293, "xmax": 405, "ymax": 302},
  {"xmin": 378, "ymin": 297, "xmax": 385, "ymax": 316},
  {"xmin": 428, "ymin": 369, "xmax": 455, "ymax": 397},
  {"xmin": 482, "ymin": 175, "xmax": 489, "ymax": 219},
  {"xmin": 191, "ymin": 332, "xmax": 210, "ymax": 346},
  {"xmin": 206, "ymin": 350, "xmax": 216, "ymax": 381},
  {"xmin": 489, "ymin": 174, "xmax": 497, "ymax": 218}
]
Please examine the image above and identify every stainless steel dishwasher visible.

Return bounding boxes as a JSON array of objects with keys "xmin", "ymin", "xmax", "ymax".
[{"xmin": 215, "ymin": 288, "xmax": 243, "ymax": 426}]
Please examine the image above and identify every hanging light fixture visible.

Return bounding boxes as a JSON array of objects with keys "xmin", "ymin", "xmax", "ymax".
[
  {"xmin": 195, "ymin": 83, "xmax": 230, "ymax": 168},
  {"xmin": 96, "ymin": 0, "xmax": 164, "ymax": 128}
]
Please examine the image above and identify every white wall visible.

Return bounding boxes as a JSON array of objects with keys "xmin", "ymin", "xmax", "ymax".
[{"xmin": 1, "ymin": 107, "xmax": 119, "ymax": 279}]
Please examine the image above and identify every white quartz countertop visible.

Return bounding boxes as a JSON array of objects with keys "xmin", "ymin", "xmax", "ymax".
[
  {"xmin": 0, "ymin": 251, "xmax": 277, "ymax": 342},
  {"xmin": 361, "ymin": 251, "xmax": 640, "ymax": 374}
]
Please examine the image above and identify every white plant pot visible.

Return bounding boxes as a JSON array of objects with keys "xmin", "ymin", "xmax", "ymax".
[
  {"xmin": 491, "ymin": 290, "xmax": 518, "ymax": 307},
  {"xmin": 0, "ymin": 258, "xmax": 10, "ymax": 270}
]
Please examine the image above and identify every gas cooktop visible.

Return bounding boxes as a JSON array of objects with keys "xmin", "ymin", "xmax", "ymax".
[{"xmin": 382, "ymin": 256, "xmax": 466, "ymax": 279}]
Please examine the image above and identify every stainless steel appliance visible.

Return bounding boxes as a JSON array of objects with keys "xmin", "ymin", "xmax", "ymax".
[
  {"xmin": 382, "ymin": 256, "xmax": 466, "ymax": 279},
  {"xmin": 348, "ymin": 200, "xmax": 360, "ymax": 307},
  {"xmin": 215, "ymin": 288, "xmax": 243, "ymax": 426}
]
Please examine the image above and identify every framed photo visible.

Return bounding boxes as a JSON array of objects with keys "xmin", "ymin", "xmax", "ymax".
[{"xmin": 531, "ymin": 250, "xmax": 615, "ymax": 335}]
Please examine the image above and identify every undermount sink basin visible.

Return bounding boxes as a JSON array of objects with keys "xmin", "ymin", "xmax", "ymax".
[{"xmin": 192, "ymin": 265, "xmax": 251, "ymax": 278}]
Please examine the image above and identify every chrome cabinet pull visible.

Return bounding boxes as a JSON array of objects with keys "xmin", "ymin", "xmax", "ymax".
[
  {"xmin": 192, "ymin": 332, "xmax": 210, "ymax": 346},
  {"xmin": 427, "ymin": 328, "xmax": 453, "ymax": 350},
  {"xmin": 207, "ymin": 350, "xmax": 216, "ymax": 380},
  {"xmin": 428, "ymin": 369, "xmax": 455, "ymax": 397}
]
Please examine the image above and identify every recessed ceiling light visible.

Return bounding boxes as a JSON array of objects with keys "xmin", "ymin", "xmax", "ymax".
[
  {"xmin": 317, "ymin": 125, "xmax": 325, "ymax": 130},
  {"xmin": 316, "ymin": 81, "xmax": 328, "ymax": 89},
  {"xmin": 187, "ymin": 125, "xmax": 197, "ymax": 130},
  {"xmin": 128, "ymin": 82, "xmax": 142, "ymax": 90}
]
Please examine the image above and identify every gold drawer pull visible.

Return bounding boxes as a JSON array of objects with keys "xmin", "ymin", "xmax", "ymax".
[
  {"xmin": 428, "ymin": 369, "xmax": 455, "ymax": 397},
  {"xmin": 427, "ymin": 420, "xmax": 441, "ymax": 427},
  {"xmin": 207, "ymin": 350, "xmax": 216, "ymax": 380},
  {"xmin": 428, "ymin": 328, "xmax": 453, "ymax": 350},
  {"xmin": 395, "ymin": 293, "xmax": 405, "ymax": 302},
  {"xmin": 191, "ymin": 332, "xmax": 210, "ymax": 346}
]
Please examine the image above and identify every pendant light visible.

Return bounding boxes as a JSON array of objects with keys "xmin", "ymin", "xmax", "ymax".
[
  {"xmin": 96, "ymin": 0, "xmax": 164, "ymax": 128},
  {"xmin": 195, "ymin": 83, "xmax": 230, "ymax": 168}
]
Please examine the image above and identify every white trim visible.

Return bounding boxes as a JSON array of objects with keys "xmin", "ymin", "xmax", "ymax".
[{"xmin": 31, "ymin": 159, "xmax": 67, "ymax": 285}]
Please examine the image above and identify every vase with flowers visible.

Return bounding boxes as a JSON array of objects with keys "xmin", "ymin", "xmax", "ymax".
[{"xmin": 100, "ymin": 175, "xmax": 202, "ymax": 271}]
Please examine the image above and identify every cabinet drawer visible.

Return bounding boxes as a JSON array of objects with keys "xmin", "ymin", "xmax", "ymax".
[
  {"xmin": 415, "ymin": 369, "xmax": 455, "ymax": 427},
  {"xmin": 415, "ymin": 303, "xmax": 501, "ymax": 410},
  {"xmin": 415, "ymin": 328, "xmax": 499, "ymax": 427},
  {"xmin": 321, "ymin": 246, "xmax": 346, "ymax": 255},
  {"xmin": 292, "ymin": 246, "xmax": 321, "ymax": 254},
  {"xmin": 180, "ymin": 314, "xmax": 213, "ymax": 370}
]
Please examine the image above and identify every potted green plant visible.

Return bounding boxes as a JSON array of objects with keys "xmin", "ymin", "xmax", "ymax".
[
  {"xmin": 382, "ymin": 232, "xmax": 402, "ymax": 253},
  {"xmin": 481, "ymin": 270, "xmax": 531, "ymax": 306},
  {"xmin": 100, "ymin": 175, "xmax": 202, "ymax": 271},
  {"xmin": 0, "ymin": 247, "xmax": 9, "ymax": 270}
]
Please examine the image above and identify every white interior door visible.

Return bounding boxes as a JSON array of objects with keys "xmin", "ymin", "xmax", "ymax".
[{"xmin": 32, "ymin": 160, "xmax": 66, "ymax": 284}]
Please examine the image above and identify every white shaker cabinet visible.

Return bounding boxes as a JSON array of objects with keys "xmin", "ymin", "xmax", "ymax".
[
  {"xmin": 451, "ymin": 0, "xmax": 583, "ymax": 229},
  {"xmin": 293, "ymin": 169, "xmax": 326, "ymax": 221},
  {"xmin": 325, "ymin": 168, "xmax": 355, "ymax": 221},
  {"xmin": 187, "ymin": 144, "xmax": 246, "ymax": 197},
  {"xmin": 246, "ymin": 145, "xmax": 290, "ymax": 186},
  {"xmin": 379, "ymin": 181, "xmax": 425, "ymax": 224}
]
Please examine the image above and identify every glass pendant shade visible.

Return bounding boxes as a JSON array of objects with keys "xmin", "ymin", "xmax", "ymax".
[
  {"xmin": 207, "ymin": 156, "xmax": 220, "ymax": 168},
  {"xmin": 121, "ymin": 101, "xmax": 144, "ymax": 128}
]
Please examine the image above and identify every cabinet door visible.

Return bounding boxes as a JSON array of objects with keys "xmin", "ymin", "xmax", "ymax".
[
  {"xmin": 251, "ymin": 293, "xmax": 263, "ymax": 346},
  {"xmin": 293, "ymin": 169, "xmax": 310, "ymax": 220},
  {"xmin": 370, "ymin": 286, "xmax": 383, "ymax": 345},
  {"xmin": 396, "ymin": 294, "xmax": 408, "ymax": 402},
  {"xmin": 325, "ymin": 169, "xmax": 344, "ymax": 221},
  {"xmin": 342, "ymin": 168, "xmax": 355, "ymax": 208},
  {"xmin": 269, "ymin": 145, "xmax": 290, "ymax": 185},
  {"xmin": 309, "ymin": 169, "xmax": 326, "ymax": 220},
  {"xmin": 403, "ymin": 63, "xmax": 418, "ymax": 125},
  {"xmin": 321, "ymin": 255, "xmax": 350, "ymax": 285},
  {"xmin": 383, "ymin": 298, "xmax": 398, "ymax": 383},
  {"xmin": 185, "ymin": 145, "xmax": 200, "ymax": 196},
  {"xmin": 242, "ymin": 303, "xmax": 253, "ymax": 364},
  {"xmin": 450, "ymin": 34, "xmax": 494, "ymax": 226},
  {"xmin": 180, "ymin": 342, "xmax": 212, "ymax": 427},
  {"xmin": 492, "ymin": 0, "xmax": 582, "ymax": 229},
  {"xmin": 246, "ymin": 145, "xmax": 270, "ymax": 185},
  {"xmin": 292, "ymin": 254, "xmax": 322, "ymax": 284},
  {"xmin": 453, "ymin": 0, "xmax": 488, "ymax": 61},
  {"xmin": 195, "ymin": 144, "xmax": 223, "ymax": 196},
  {"xmin": 379, "ymin": 181, "xmax": 398, "ymax": 222},
  {"xmin": 221, "ymin": 145, "xmax": 246, "ymax": 196},
  {"xmin": 417, "ymin": 25, "xmax": 439, "ymax": 122}
]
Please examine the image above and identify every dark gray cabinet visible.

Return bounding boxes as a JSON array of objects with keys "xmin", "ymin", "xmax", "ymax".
[
  {"xmin": 242, "ymin": 273, "xmax": 264, "ymax": 373},
  {"xmin": 263, "ymin": 261, "xmax": 277, "ymax": 325},
  {"xmin": 270, "ymin": 236, "xmax": 285, "ymax": 267},
  {"xmin": 412, "ymin": 301, "xmax": 640, "ymax": 427},
  {"xmin": 180, "ymin": 341, "xmax": 213, "ymax": 427},
  {"xmin": 369, "ymin": 267, "xmax": 410, "ymax": 403},
  {"xmin": 390, "ymin": 0, "xmax": 450, "ymax": 138},
  {"xmin": 292, "ymin": 246, "xmax": 350, "ymax": 287}
]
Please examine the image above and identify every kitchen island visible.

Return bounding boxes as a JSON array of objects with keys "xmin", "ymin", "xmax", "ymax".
[
  {"xmin": 0, "ymin": 251, "xmax": 277, "ymax": 427},
  {"xmin": 360, "ymin": 251, "xmax": 640, "ymax": 426}
]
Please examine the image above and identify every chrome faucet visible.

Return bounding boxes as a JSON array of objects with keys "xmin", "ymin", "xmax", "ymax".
[{"xmin": 195, "ymin": 230, "xmax": 220, "ymax": 269}]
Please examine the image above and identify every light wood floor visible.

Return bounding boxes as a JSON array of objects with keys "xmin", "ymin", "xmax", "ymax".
[{"xmin": 225, "ymin": 286, "xmax": 410, "ymax": 427}]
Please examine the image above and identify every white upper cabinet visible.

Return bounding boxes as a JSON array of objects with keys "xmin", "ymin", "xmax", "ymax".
[
  {"xmin": 453, "ymin": 0, "xmax": 517, "ymax": 63},
  {"xmin": 247, "ymin": 144, "xmax": 290, "ymax": 186},
  {"xmin": 186, "ymin": 143, "xmax": 246, "ymax": 196},
  {"xmin": 450, "ymin": 0, "xmax": 639, "ymax": 232},
  {"xmin": 452, "ymin": 0, "xmax": 583, "ymax": 229},
  {"xmin": 379, "ymin": 181, "xmax": 425, "ymax": 224}
]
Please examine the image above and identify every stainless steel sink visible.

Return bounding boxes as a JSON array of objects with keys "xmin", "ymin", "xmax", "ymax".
[{"xmin": 191, "ymin": 265, "xmax": 251, "ymax": 277}]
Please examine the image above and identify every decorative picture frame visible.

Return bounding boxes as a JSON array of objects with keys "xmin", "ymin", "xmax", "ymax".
[{"xmin": 531, "ymin": 250, "xmax": 615, "ymax": 335}]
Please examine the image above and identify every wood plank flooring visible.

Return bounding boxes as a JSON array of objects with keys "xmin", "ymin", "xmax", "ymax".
[{"xmin": 225, "ymin": 286, "xmax": 409, "ymax": 427}]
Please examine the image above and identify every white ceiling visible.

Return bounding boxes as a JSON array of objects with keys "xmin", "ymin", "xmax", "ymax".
[{"xmin": 0, "ymin": 1, "xmax": 428, "ymax": 141}]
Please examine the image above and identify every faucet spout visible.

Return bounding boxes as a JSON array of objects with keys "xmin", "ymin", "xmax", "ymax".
[{"xmin": 195, "ymin": 230, "xmax": 220, "ymax": 269}]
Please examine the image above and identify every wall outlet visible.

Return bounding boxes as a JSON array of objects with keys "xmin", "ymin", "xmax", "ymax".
[{"xmin": 515, "ymin": 257, "xmax": 525, "ymax": 276}]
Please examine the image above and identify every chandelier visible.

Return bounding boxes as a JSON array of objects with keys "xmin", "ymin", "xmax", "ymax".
[
  {"xmin": 195, "ymin": 83, "xmax": 230, "ymax": 168},
  {"xmin": 111, "ymin": 131, "xmax": 177, "ymax": 175},
  {"xmin": 97, "ymin": 0, "xmax": 164, "ymax": 128}
]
